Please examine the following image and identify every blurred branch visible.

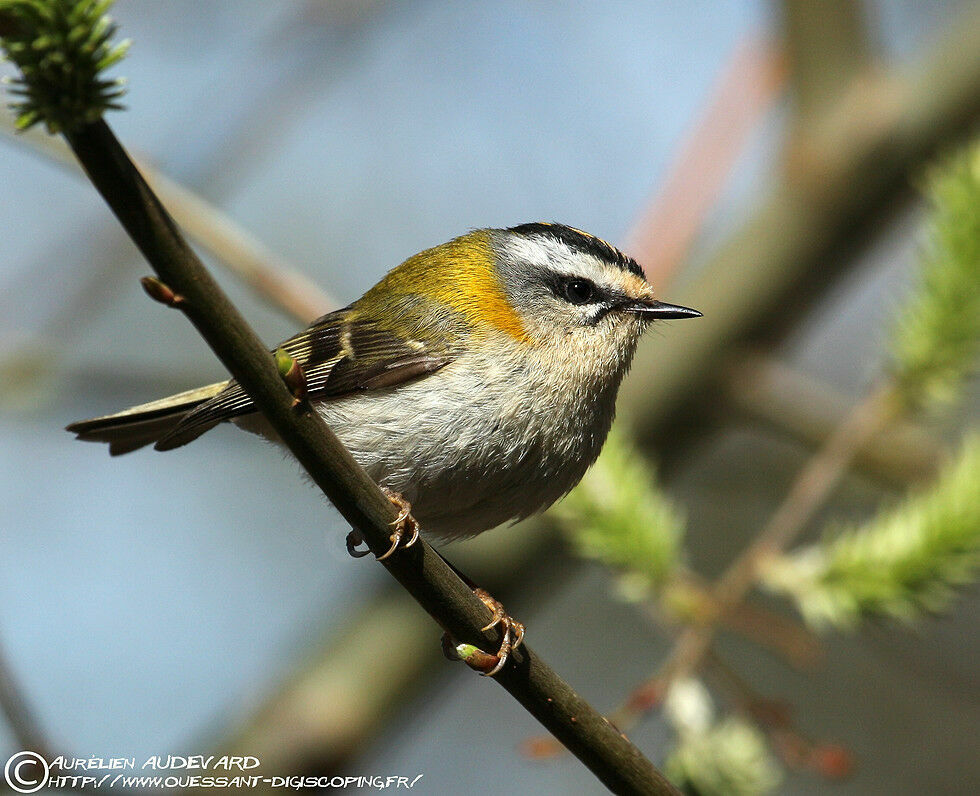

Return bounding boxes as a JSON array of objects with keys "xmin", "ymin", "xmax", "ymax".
[
  {"xmin": 654, "ymin": 128, "xmax": 980, "ymax": 694},
  {"xmin": 136, "ymin": 166, "xmax": 334, "ymax": 323},
  {"xmin": 1, "ymin": 120, "xmax": 335, "ymax": 324},
  {"xmin": 217, "ymin": 592, "xmax": 434, "ymax": 777},
  {"xmin": 621, "ymin": 3, "xmax": 980, "ymax": 439},
  {"xmin": 725, "ymin": 353, "xmax": 944, "ymax": 484},
  {"xmin": 704, "ymin": 651, "xmax": 853, "ymax": 781},
  {"xmin": 731, "ymin": 393, "xmax": 898, "ymax": 570},
  {"xmin": 627, "ymin": 36, "xmax": 785, "ymax": 287},
  {"xmin": 598, "ymin": 591, "xmax": 822, "ymax": 740},
  {"xmin": 551, "ymin": 432, "xmax": 821, "ymax": 670},
  {"xmin": 704, "ymin": 596, "xmax": 822, "ymax": 671},
  {"xmin": 646, "ymin": 578, "xmax": 822, "ymax": 671},
  {"xmin": 0, "ymin": 640, "xmax": 51, "ymax": 758},
  {"xmin": 594, "ymin": 381, "xmax": 904, "ymax": 742},
  {"xmin": 780, "ymin": 0, "xmax": 870, "ymax": 126},
  {"xmin": 661, "ymin": 381, "xmax": 900, "ymax": 687}
]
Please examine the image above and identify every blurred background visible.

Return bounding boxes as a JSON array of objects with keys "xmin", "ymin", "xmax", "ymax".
[{"xmin": 1, "ymin": 0, "xmax": 978, "ymax": 793}]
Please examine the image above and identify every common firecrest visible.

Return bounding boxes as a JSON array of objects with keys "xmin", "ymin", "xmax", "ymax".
[{"xmin": 68, "ymin": 223, "xmax": 700, "ymax": 541}]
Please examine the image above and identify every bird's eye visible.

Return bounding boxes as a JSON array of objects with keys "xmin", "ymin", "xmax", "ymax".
[{"xmin": 561, "ymin": 278, "xmax": 596, "ymax": 305}]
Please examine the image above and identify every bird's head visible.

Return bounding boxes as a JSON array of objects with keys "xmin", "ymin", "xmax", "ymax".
[
  {"xmin": 361, "ymin": 223, "xmax": 700, "ymax": 379},
  {"xmin": 490, "ymin": 222, "xmax": 699, "ymax": 339}
]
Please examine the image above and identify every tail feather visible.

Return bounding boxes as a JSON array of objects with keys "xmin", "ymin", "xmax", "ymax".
[{"xmin": 66, "ymin": 381, "xmax": 228, "ymax": 456}]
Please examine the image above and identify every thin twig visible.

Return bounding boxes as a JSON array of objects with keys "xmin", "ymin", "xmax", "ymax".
[
  {"xmin": 57, "ymin": 117, "xmax": 678, "ymax": 796},
  {"xmin": 644, "ymin": 573, "xmax": 822, "ymax": 670},
  {"xmin": 713, "ymin": 384, "xmax": 898, "ymax": 606},
  {"xmin": 660, "ymin": 382, "xmax": 901, "ymax": 688},
  {"xmin": 522, "ymin": 574, "xmax": 822, "ymax": 761},
  {"xmin": 713, "ymin": 599, "xmax": 822, "ymax": 670},
  {"xmin": 704, "ymin": 650, "xmax": 854, "ymax": 780},
  {"xmin": 601, "ymin": 381, "xmax": 900, "ymax": 738}
]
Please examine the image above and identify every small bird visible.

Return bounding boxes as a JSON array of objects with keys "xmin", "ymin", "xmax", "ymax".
[
  {"xmin": 69, "ymin": 222, "xmax": 699, "ymax": 536},
  {"xmin": 68, "ymin": 223, "xmax": 700, "ymax": 669}
]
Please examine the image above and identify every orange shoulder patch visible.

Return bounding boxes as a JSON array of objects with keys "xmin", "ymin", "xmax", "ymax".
[{"xmin": 374, "ymin": 231, "xmax": 529, "ymax": 342}]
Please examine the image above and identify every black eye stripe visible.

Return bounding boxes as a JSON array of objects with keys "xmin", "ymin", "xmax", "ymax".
[{"xmin": 544, "ymin": 274, "xmax": 626, "ymax": 316}]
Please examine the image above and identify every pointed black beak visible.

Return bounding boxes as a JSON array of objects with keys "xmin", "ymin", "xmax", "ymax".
[{"xmin": 627, "ymin": 299, "xmax": 702, "ymax": 319}]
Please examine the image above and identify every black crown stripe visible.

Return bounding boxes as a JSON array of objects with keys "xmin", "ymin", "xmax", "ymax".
[{"xmin": 507, "ymin": 222, "xmax": 644, "ymax": 278}]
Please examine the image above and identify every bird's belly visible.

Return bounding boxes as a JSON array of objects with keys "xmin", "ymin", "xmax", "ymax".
[{"xmin": 317, "ymin": 369, "xmax": 613, "ymax": 539}]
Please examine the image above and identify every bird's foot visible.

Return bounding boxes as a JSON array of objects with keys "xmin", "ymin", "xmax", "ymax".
[
  {"xmin": 377, "ymin": 488, "xmax": 420, "ymax": 560},
  {"xmin": 344, "ymin": 489, "xmax": 420, "ymax": 560},
  {"xmin": 443, "ymin": 588, "xmax": 526, "ymax": 676}
]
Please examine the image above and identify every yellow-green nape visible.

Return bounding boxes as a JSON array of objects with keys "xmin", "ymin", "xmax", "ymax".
[{"xmin": 364, "ymin": 230, "xmax": 529, "ymax": 341}]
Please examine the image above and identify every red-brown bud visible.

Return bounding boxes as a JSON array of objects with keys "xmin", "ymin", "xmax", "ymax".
[{"xmin": 140, "ymin": 276, "xmax": 184, "ymax": 307}]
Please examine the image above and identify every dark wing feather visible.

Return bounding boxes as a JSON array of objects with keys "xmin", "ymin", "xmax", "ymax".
[{"xmin": 156, "ymin": 308, "xmax": 454, "ymax": 450}]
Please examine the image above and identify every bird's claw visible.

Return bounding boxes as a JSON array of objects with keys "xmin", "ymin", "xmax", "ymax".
[
  {"xmin": 444, "ymin": 589, "xmax": 525, "ymax": 676},
  {"xmin": 376, "ymin": 489, "xmax": 420, "ymax": 561},
  {"xmin": 346, "ymin": 490, "xmax": 420, "ymax": 561}
]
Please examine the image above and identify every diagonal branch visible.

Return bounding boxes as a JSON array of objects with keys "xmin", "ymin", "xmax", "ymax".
[
  {"xmin": 659, "ymin": 381, "xmax": 900, "ymax": 688},
  {"xmin": 57, "ymin": 117, "xmax": 678, "ymax": 795},
  {"xmin": 780, "ymin": 0, "xmax": 871, "ymax": 126}
]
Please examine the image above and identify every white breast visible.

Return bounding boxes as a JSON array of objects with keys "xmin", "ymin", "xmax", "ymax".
[{"xmin": 317, "ymin": 338, "xmax": 626, "ymax": 539}]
